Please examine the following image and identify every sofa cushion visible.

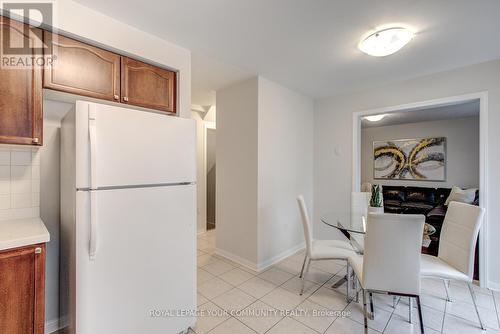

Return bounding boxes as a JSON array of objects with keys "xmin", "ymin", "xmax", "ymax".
[
  {"xmin": 427, "ymin": 205, "xmax": 447, "ymax": 218},
  {"xmin": 384, "ymin": 189, "xmax": 406, "ymax": 202},
  {"xmin": 406, "ymin": 187, "xmax": 436, "ymax": 204},
  {"xmin": 445, "ymin": 186, "xmax": 477, "ymax": 205},
  {"xmin": 401, "ymin": 201, "xmax": 434, "ymax": 211},
  {"xmin": 384, "ymin": 199, "xmax": 402, "ymax": 207}
]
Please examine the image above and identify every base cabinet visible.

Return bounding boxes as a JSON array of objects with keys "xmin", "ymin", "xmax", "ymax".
[{"xmin": 0, "ymin": 244, "xmax": 46, "ymax": 334}]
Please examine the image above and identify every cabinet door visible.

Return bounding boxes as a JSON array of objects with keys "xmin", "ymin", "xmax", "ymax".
[
  {"xmin": 0, "ymin": 244, "xmax": 45, "ymax": 334},
  {"xmin": 43, "ymin": 32, "xmax": 121, "ymax": 102},
  {"xmin": 121, "ymin": 57, "xmax": 177, "ymax": 113},
  {"xmin": 0, "ymin": 17, "xmax": 43, "ymax": 145}
]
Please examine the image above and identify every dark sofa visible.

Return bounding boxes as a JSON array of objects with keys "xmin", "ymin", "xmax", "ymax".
[
  {"xmin": 382, "ymin": 186, "xmax": 479, "ymax": 256},
  {"xmin": 382, "ymin": 186, "xmax": 451, "ymax": 215}
]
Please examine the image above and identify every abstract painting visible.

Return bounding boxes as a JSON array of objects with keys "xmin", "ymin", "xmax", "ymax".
[{"xmin": 373, "ymin": 137, "xmax": 446, "ymax": 181}]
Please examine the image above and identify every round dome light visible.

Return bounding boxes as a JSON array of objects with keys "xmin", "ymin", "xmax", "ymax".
[{"xmin": 359, "ymin": 27, "xmax": 414, "ymax": 57}]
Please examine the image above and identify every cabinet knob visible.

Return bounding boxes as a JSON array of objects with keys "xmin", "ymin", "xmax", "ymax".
[
  {"xmin": 123, "ymin": 96, "xmax": 129, "ymax": 102},
  {"xmin": 35, "ymin": 247, "xmax": 42, "ymax": 254},
  {"xmin": 32, "ymin": 138, "xmax": 39, "ymax": 144},
  {"xmin": 113, "ymin": 94, "xmax": 119, "ymax": 100}
]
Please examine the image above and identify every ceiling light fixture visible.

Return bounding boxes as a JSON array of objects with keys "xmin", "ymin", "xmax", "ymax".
[
  {"xmin": 359, "ymin": 27, "xmax": 414, "ymax": 57},
  {"xmin": 365, "ymin": 114, "xmax": 386, "ymax": 122}
]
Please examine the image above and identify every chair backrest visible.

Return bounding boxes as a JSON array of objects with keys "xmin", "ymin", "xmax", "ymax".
[
  {"xmin": 297, "ymin": 195, "xmax": 313, "ymax": 256},
  {"xmin": 351, "ymin": 192, "xmax": 371, "ymax": 247},
  {"xmin": 438, "ymin": 201, "xmax": 485, "ymax": 278},
  {"xmin": 362, "ymin": 213, "xmax": 425, "ymax": 295},
  {"xmin": 351, "ymin": 192, "xmax": 371, "ymax": 221}
]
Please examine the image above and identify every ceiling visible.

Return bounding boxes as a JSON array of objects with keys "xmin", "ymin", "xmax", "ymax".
[
  {"xmin": 73, "ymin": 0, "xmax": 500, "ymax": 103},
  {"xmin": 191, "ymin": 53, "xmax": 252, "ymax": 106},
  {"xmin": 361, "ymin": 100, "xmax": 479, "ymax": 128}
]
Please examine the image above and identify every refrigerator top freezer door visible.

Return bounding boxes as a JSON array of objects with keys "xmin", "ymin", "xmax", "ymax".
[{"xmin": 75, "ymin": 101, "xmax": 196, "ymax": 189}]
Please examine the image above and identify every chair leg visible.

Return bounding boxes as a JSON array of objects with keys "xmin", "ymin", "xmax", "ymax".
[
  {"xmin": 408, "ymin": 297, "xmax": 413, "ymax": 324},
  {"xmin": 299, "ymin": 255, "xmax": 307, "ymax": 278},
  {"xmin": 362, "ymin": 290, "xmax": 368, "ymax": 334},
  {"xmin": 467, "ymin": 282, "xmax": 486, "ymax": 330},
  {"xmin": 416, "ymin": 296, "xmax": 425, "ymax": 334},
  {"xmin": 369, "ymin": 292, "xmax": 374, "ymax": 318},
  {"xmin": 443, "ymin": 279, "xmax": 453, "ymax": 302},
  {"xmin": 355, "ymin": 277, "xmax": 359, "ymax": 303},
  {"xmin": 346, "ymin": 262, "xmax": 351, "ymax": 302},
  {"xmin": 393, "ymin": 296, "xmax": 397, "ymax": 308},
  {"xmin": 300, "ymin": 258, "xmax": 311, "ymax": 296}
]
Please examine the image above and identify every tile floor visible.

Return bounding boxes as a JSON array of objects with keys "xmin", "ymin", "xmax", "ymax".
[{"xmin": 193, "ymin": 230, "xmax": 500, "ymax": 334}]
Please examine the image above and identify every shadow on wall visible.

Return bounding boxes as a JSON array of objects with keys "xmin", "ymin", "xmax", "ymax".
[
  {"xmin": 207, "ymin": 164, "xmax": 216, "ymax": 225},
  {"xmin": 206, "ymin": 128, "xmax": 216, "ymax": 228},
  {"xmin": 39, "ymin": 123, "xmax": 61, "ymax": 329}
]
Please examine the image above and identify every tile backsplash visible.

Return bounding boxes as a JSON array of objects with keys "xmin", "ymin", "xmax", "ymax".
[{"xmin": 0, "ymin": 145, "xmax": 40, "ymax": 221}]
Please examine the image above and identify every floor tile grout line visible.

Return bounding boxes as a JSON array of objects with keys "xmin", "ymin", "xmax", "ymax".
[
  {"xmin": 247, "ymin": 263, "xmax": 340, "ymax": 333},
  {"xmin": 230, "ymin": 315, "xmax": 261, "ymax": 334},
  {"xmin": 198, "ymin": 238, "xmax": 488, "ymax": 333},
  {"xmin": 493, "ymin": 290, "xmax": 500, "ymax": 329},
  {"xmin": 441, "ymin": 298, "xmax": 448, "ymax": 334},
  {"xmin": 291, "ymin": 265, "xmax": 351, "ymax": 334}
]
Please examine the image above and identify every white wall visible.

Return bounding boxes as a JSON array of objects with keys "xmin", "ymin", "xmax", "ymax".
[
  {"xmin": 257, "ymin": 78, "xmax": 313, "ymax": 267},
  {"xmin": 216, "ymin": 78, "xmax": 259, "ymax": 267},
  {"xmin": 216, "ymin": 77, "xmax": 313, "ymax": 270},
  {"xmin": 361, "ymin": 117, "xmax": 479, "ymax": 188},
  {"xmin": 314, "ymin": 59, "xmax": 500, "ymax": 289},
  {"xmin": 192, "ymin": 108, "xmax": 216, "ymax": 233}
]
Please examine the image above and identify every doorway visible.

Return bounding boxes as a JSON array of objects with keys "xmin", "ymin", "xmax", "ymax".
[
  {"xmin": 352, "ymin": 92, "xmax": 489, "ymax": 287},
  {"xmin": 206, "ymin": 128, "xmax": 216, "ymax": 230}
]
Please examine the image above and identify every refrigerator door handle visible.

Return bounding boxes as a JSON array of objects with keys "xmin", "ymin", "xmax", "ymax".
[
  {"xmin": 89, "ymin": 109, "xmax": 98, "ymax": 190},
  {"xmin": 89, "ymin": 190, "xmax": 98, "ymax": 260}
]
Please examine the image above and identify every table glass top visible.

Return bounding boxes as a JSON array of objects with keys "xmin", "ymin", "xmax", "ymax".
[
  {"xmin": 321, "ymin": 212, "xmax": 367, "ymax": 234},
  {"xmin": 321, "ymin": 212, "xmax": 436, "ymax": 236}
]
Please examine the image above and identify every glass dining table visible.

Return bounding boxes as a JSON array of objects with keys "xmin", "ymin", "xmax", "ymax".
[
  {"xmin": 321, "ymin": 212, "xmax": 367, "ymax": 255},
  {"xmin": 321, "ymin": 211, "xmax": 436, "ymax": 254}
]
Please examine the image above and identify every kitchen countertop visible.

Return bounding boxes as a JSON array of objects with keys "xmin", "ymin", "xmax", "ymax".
[{"xmin": 0, "ymin": 217, "xmax": 50, "ymax": 251}]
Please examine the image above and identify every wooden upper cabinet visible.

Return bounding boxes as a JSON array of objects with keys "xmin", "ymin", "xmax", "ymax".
[
  {"xmin": 43, "ymin": 31, "xmax": 121, "ymax": 102},
  {"xmin": 121, "ymin": 57, "xmax": 177, "ymax": 114},
  {"xmin": 0, "ymin": 244, "xmax": 46, "ymax": 334},
  {"xmin": 0, "ymin": 17, "xmax": 43, "ymax": 145}
]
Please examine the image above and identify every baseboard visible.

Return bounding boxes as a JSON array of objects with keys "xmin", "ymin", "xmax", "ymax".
[
  {"xmin": 215, "ymin": 248, "xmax": 260, "ymax": 272},
  {"xmin": 488, "ymin": 280, "xmax": 500, "ymax": 292},
  {"xmin": 256, "ymin": 243, "xmax": 305, "ymax": 272},
  {"xmin": 45, "ymin": 318, "xmax": 61, "ymax": 333},
  {"xmin": 215, "ymin": 243, "xmax": 305, "ymax": 273}
]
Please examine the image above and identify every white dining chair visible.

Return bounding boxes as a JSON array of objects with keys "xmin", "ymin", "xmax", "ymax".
[
  {"xmin": 349, "ymin": 213, "xmax": 426, "ymax": 334},
  {"xmin": 420, "ymin": 201, "xmax": 486, "ymax": 330},
  {"xmin": 351, "ymin": 192, "xmax": 371, "ymax": 221},
  {"xmin": 350, "ymin": 192, "xmax": 371, "ymax": 250},
  {"xmin": 297, "ymin": 195, "xmax": 356, "ymax": 296}
]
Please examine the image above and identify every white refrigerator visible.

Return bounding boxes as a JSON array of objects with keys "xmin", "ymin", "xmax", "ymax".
[{"xmin": 60, "ymin": 101, "xmax": 196, "ymax": 334}]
